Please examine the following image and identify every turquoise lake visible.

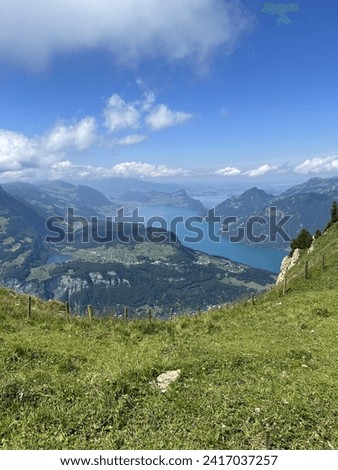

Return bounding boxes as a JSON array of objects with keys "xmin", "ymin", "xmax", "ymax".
[{"xmin": 138, "ymin": 206, "xmax": 286, "ymax": 273}]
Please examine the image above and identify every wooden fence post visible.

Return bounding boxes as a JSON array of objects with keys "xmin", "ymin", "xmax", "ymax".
[
  {"xmin": 283, "ymin": 274, "xmax": 287, "ymax": 296},
  {"xmin": 28, "ymin": 296, "xmax": 32, "ymax": 319},
  {"xmin": 65, "ymin": 301, "xmax": 70, "ymax": 320},
  {"xmin": 251, "ymin": 293, "xmax": 255, "ymax": 305},
  {"xmin": 304, "ymin": 261, "xmax": 309, "ymax": 279},
  {"xmin": 148, "ymin": 308, "xmax": 152, "ymax": 321},
  {"xmin": 124, "ymin": 306, "xmax": 128, "ymax": 322},
  {"xmin": 87, "ymin": 305, "xmax": 93, "ymax": 321},
  {"xmin": 170, "ymin": 308, "xmax": 174, "ymax": 320}
]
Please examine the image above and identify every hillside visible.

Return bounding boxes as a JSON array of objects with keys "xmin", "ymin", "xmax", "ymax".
[
  {"xmin": 1, "ymin": 223, "xmax": 338, "ymax": 449},
  {"xmin": 0, "ymin": 186, "xmax": 48, "ymax": 280},
  {"xmin": 280, "ymin": 176, "xmax": 338, "ymax": 197},
  {"xmin": 0, "ymin": 185, "xmax": 274, "ymax": 312},
  {"xmin": 17, "ymin": 225, "xmax": 275, "ymax": 315},
  {"xmin": 214, "ymin": 184, "xmax": 338, "ymax": 249},
  {"xmin": 3, "ymin": 180, "xmax": 117, "ymax": 219}
]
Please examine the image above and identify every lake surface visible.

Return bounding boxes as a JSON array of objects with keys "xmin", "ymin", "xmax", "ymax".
[
  {"xmin": 46, "ymin": 254, "xmax": 73, "ymax": 265},
  {"xmin": 138, "ymin": 205, "xmax": 285, "ymax": 273}
]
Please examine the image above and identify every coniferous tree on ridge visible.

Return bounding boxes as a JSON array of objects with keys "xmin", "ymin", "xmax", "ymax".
[
  {"xmin": 325, "ymin": 201, "xmax": 338, "ymax": 231},
  {"xmin": 290, "ymin": 228, "xmax": 313, "ymax": 256}
]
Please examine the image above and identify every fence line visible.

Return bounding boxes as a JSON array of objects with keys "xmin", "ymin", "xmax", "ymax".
[{"xmin": 280, "ymin": 249, "xmax": 332, "ymax": 297}]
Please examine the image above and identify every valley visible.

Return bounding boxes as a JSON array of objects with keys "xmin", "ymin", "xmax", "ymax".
[{"xmin": 2, "ymin": 176, "xmax": 338, "ymax": 316}]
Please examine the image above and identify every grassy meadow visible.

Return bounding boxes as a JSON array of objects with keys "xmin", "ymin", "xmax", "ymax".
[{"xmin": 0, "ymin": 225, "xmax": 338, "ymax": 449}]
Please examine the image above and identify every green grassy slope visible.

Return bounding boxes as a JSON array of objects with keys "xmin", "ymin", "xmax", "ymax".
[{"xmin": 0, "ymin": 226, "xmax": 338, "ymax": 450}]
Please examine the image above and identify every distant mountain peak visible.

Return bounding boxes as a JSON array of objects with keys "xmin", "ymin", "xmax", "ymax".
[
  {"xmin": 241, "ymin": 187, "xmax": 271, "ymax": 200},
  {"xmin": 171, "ymin": 189, "xmax": 188, "ymax": 197}
]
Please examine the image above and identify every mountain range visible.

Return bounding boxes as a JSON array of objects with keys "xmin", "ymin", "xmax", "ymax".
[
  {"xmin": 214, "ymin": 178, "xmax": 338, "ymax": 249},
  {"xmin": 114, "ymin": 189, "xmax": 206, "ymax": 214},
  {"xmin": 0, "ymin": 183, "xmax": 274, "ymax": 315},
  {"xmin": 2, "ymin": 175, "xmax": 338, "ymax": 313},
  {"xmin": 3, "ymin": 180, "xmax": 117, "ymax": 219}
]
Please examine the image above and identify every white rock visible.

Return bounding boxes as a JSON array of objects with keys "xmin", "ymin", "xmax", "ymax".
[
  {"xmin": 276, "ymin": 248, "xmax": 301, "ymax": 285},
  {"xmin": 154, "ymin": 369, "xmax": 181, "ymax": 392},
  {"xmin": 307, "ymin": 244, "xmax": 315, "ymax": 254}
]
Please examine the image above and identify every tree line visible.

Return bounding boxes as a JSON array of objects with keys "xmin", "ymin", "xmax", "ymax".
[{"xmin": 290, "ymin": 201, "xmax": 338, "ymax": 255}]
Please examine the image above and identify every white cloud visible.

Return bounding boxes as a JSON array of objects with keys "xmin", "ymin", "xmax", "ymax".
[
  {"xmin": 50, "ymin": 160, "xmax": 188, "ymax": 179},
  {"xmin": 0, "ymin": 0, "xmax": 254, "ymax": 69},
  {"xmin": 0, "ymin": 88, "xmax": 196, "ymax": 182},
  {"xmin": 0, "ymin": 116, "xmax": 100, "ymax": 175},
  {"xmin": 146, "ymin": 104, "xmax": 193, "ymax": 131},
  {"xmin": 0, "ymin": 130, "xmax": 39, "ymax": 171},
  {"xmin": 115, "ymin": 134, "xmax": 148, "ymax": 146},
  {"xmin": 139, "ymin": 92, "xmax": 156, "ymax": 112},
  {"xmin": 214, "ymin": 166, "xmax": 241, "ymax": 176},
  {"xmin": 0, "ymin": 159, "xmax": 190, "ymax": 182},
  {"xmin": 104, "ymin": 94, "xmax": 141, "ymax": 133},
  {"xmin": 44, "ymin": 117, "xmax": 97, "ymax": 151},
  {"xmin": 104, "ymin": 93, "xmax": 193, "ymax": 133},
  {"xmin": 106, "ymin": 162, "xmax": 188, "ymax": 178},
  {"xmin": 245, "ymin": 164, "xmax": 279, "ymax": 177},
  {"xmin": 0, "ymin": 117, "xmax": 98, "ymax": 175},
  {"xmin": 293, "ymin": 156, "xmax": 338, "ymax": 174}
]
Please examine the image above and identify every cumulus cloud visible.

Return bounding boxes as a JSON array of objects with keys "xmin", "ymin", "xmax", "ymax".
[
  {"xmin": 0, "ymin": 117, "xmax": 99, "ymax": 175},
  {"xmin": 0, "ymin": 88, "xmax": 195, "ymax": 181},
  {"xmin": 0, "ymin": 116, "xmax": 100, "ymax": 175},
  {"xmin": 293, "ymin": 156, "xmax": 338, "ymax": 174},
  {"xmin": 44, "ymin": 117, "xmax": 97, "ymax": 151},
  {"xmin": 0, "ymin": 0, "xmax": 253, "ymax": 69},
  {"xmin": 103, "ymin": 93, "xmax": 193, "ymax": 133},
  {"xmin": 214, "ymin": 166, "xmax": 241, "ymax": 176},
  {"xmin": 104, "ymin": 95, "xmax": 141, "ymax": 133},
  {"xmin": 0, "ymin": 130, "xmax": 39, "ymax": 171},
  {"xmin": 50, "ymin": 161, "xmax": 188, "ymax": 179},
  {"xmin": 0, "ymin": 159, "xmax": 189, "ymax": 182},
  {"xmin": 245, "ymin": 164, "xmax": 279, "ymax": 177},
  {"xmin": 146, "ymin": 104, "xmax": 193, "ymax": 131},
  {"xmin": 107, "ymin": 162, "xmax": 188, "ymax": 178}
]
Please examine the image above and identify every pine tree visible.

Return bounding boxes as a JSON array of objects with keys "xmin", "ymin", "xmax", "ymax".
[
  {"xmin": 290, "ymin": 228, "xmax": 313, "ymax": 256},
  {"xmin": 325, "ymin": 201, "xmax": 338, "ymax": 231},
  {"xmin": 330, "ymin": 201, "xmax": 338, "ymax": 224},
  {"xmin": 314, "ymin": 229, "xmax": 322, "ymax": 239}
]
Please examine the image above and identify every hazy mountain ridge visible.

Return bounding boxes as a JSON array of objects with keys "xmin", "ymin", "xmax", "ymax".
[
  {"xmin": 4, "ymin": 180, "xmax": 207, "ymax": 217},
  {"xmin": 215, "ymin": 187, "xmax": 273, "ymax": 218},
  {"xmin": 214, "ymin": 181, "xmax": 338, "ymax": 248},
  {"xmin": 3, "ymin": 180, "xmax": 117, "ymax": 219},
  {"xmin": 81, "ymin": 177, "xmax": 182, "ymax": 199},
  {"xmin": 115, "ymin": 189, "xmax": 206, "ymax": 214},
  {"xmin": 279, "ymin": 176, "xmax": 338, "ymax": 197}
]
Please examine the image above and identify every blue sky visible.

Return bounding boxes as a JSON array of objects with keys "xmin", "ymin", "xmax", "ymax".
[{"xmin": 0, "ymin": 0, "xmax": 337, "ymax": 182}]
